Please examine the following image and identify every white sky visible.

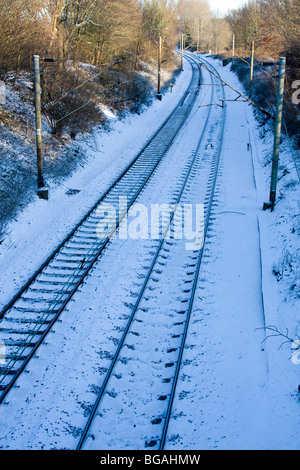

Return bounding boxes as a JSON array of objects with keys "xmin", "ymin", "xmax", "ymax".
[{"xmin": 208, "ymin": 0, "xmax": 246, "ymax": 15}]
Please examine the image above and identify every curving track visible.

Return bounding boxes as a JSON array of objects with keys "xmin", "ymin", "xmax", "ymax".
[
  {"xmin": 75, "ymin": 54, "xmax": 226, "ymax": 450},
  {"xmin": 0, "ymin": 56, "xmax": 200, "ymax": 402},
  {"xmin": 0, "ymin": 54, "xmax": 226, "ymax": 450}
]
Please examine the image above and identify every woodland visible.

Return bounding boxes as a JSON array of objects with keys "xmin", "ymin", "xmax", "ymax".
[{"xmin": 0, "ymin": 0, "xmax": 298, "ymax": 134}]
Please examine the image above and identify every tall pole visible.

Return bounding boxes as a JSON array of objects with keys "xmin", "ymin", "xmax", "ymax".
[
  {"xmin": 197, "ymin": 27, "xmax": 200, "ymax": 54},
  {"xmin": 232, "ymin": 33, "xmax": 235, "ymax": 62},
  {"xmin": 33, "ymin": 54, "xmax": 44, "ymax": 189},
  {"xmin": 180, "ymin": 34, "xmax": 183, "ymax": 71},
  {"xmin": 249, "ymin": 41, "xmax": 255, "ymax": 97},
  {"xmin": 158, "ymin": 36, "xmax": 161, "ymax": 95},
  {"xmin": 156, "ymin": 35, "xmax": 162, "ymax": 100},
  {"xmin": 268, "ymin": 57, "xmax": 286, "ymax": 210}
]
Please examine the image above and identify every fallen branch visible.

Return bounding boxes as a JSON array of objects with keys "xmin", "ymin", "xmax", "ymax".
[{"xmin": 256, "ymin": 325, "xmax": 300, "ymax": 355}]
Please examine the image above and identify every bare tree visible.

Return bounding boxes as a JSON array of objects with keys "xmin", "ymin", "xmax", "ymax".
[
  {"xmin": 178, "ymin": 0, "xmax": 212, "ymax": 51},
  {"xmin": 0, "ymin": 0, "xmax": 51, "ymax": 77}
]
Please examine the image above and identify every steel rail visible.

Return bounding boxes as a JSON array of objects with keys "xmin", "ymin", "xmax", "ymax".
[
  {"xmin": 158, "ymin": 54, "xmax": 226, "ymax": 450},
  {"xmin": 76, "ymin": 53, "xmax": 217, "ymax": 450},
  {"xmin": 0, "ymin": 67, "xmax": 195, "ymax": 321},
  {"xmin": 0, "ymin": 55, "xmax": 200, "ymax": 403}
]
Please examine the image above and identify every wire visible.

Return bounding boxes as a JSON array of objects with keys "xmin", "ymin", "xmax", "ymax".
[
  {"xmin": 233, "ymin": 54, "xmax": 251, "ymax": 66},
  {"xmin": 199, "ymin": 60, "xmax": 274, "ymax": 119},
  {"xmin": 54, "ymin": 99, "xmax": 95, "ymax": 124},
  {"xmin": 253, "ymin": 63, "xmax": 300, "ymax": 181},
  {"xmin": 43, "ymin": 58, "xmax": 123, "ymax": 111},
  {"xmin": 53, "ymin": 85, "xmax": 115, "ymax": 124},
  {"xmin": 282, "ymin": 117, "xmax": 300, "ymax": 181},
  {"xmin": 244, "ymin": 57, "xmax": 300, "ymax": 181},
  {"xmin": 233, "ymin": 52, "xmax": 291, "ymax": 96}
]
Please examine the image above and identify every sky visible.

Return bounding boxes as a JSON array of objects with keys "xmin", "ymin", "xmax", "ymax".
[{"xmin": 208, "ymin": 0, "xmax": 246, "ymax": 15}]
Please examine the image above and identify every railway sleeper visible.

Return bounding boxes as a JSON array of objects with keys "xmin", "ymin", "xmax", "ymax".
[
  {"xmin": 4, "ymin": 354, "xmax": 29, "ymax": 361},
  {"xmin": 3, "ymin": 317, "xmax": 52, "ymax": 325},
  {"xmin": 0, "ymin": 367, "xmax": 19, "ymax": 376},
  {"xmin": 3, "ymin": 339, "xmax": 37, "ymax": 347},
  {"xmin": 28, "ymin": 287, "xmax": 73, "ymax": 295},
  {"xmin": 12, "ymin": 306, "xmax": 60, "ymax": 314},
  {"xmin": 0, "ymin": 328, "xmax": 45, "ymax": 335},
  {"xmin": 17, "ymin": 296, "xmax": 67, "ymax": 304}
]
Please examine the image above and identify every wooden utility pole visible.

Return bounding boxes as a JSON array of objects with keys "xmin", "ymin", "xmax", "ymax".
[
  {"xmin": 264, "ymin": 57, "xmax": 286, "ymax": 211},
  {"xmin": 157, "ymin": 36, "xmax": 162, "ymax": 100},
  {"xmin": 249, "ymin": 41, "xmax": 255, "ymax": 97},
  {"xmin": 33, "ymin": 55, "xmax": 48, "ymax": 198},
  {"xmin": 33, "ymin": 55, "xmax": 44, "ymax": 188},
  {"xmin": 180, "ymin": 34, "xmax": 184, "ymax": 71}
]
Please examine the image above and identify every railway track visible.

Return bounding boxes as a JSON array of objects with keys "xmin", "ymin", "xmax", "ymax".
[
  {"xmin": 0, "ymin": 55, "xmax": 201, "ymax": 402},
  {"xmin": 0, "ymin": 54, "xmax": 226, "ymax": 450},
  {"xmin": 75, "ymin": 54, "xmax": 226, "ymax": 450}
]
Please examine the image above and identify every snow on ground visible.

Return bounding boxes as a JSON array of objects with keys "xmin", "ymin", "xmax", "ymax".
[
  {"xmin": 0, "ymin": 64, "xmax": 213, "ymax": 449},
  {"xmin": 166, "ymin": 55, "xmax": 300, "ymax": 450},
  {"xmin": 0, "ymin": 64, "xmax": 192, "ymax": 312},
  {"xmin": 0, "ymin": 54, "xmax": 299, "ymax": 450}
]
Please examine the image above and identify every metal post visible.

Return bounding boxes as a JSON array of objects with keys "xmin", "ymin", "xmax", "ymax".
[
  {"xmin": 249, "ymin": 41, "xmax": 254, "ymax": 97},
  {"xmin": 180, "ymin": 34, "xmax": 184, "ymax": 71},
  {"xmin": 33, "ymin": 55, "xmax": 44, "ymax": 189},
  {"xmin": 265, "ymin": 57, "xmax": 286, "ymax": 211},
  {"xmin": 198, "ymin": 63, "xmax": 201, "ymax": 87},
  {"xmin": 157, "ymin": 36, "xmax": 162, "ymax": 100}
]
